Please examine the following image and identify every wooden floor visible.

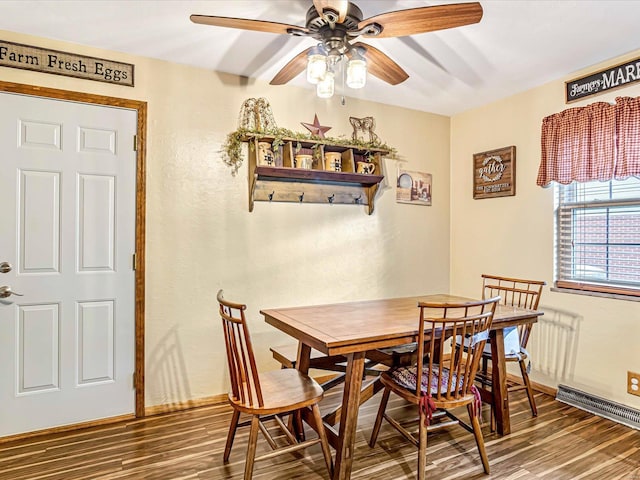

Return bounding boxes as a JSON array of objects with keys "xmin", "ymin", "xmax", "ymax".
[{"xmin": 1, "ymin": 386, "xmax": 639, "ymax": 480}]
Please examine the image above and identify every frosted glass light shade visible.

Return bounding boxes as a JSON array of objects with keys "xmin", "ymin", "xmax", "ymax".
[
  {"xmin": 346, "ymin": 58, "xmax": 367, "ymax": 89},
  {"xmin": 316, "ymin": 71, "xmax": 335, "ymax": 98},
  {"xmin": 307, "ymin": 54, "xmax": 327, "ymax": 84}
]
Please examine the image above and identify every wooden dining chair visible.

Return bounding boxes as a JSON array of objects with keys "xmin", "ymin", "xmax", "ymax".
[
  {"xmin": 369, "ymin": 296, "xmax": 500, "ymax": 479},
  {"xmin": 217, "ymin": 290, "xmax": 333, "ymax": 480},
  {"xmin": 479, "ymin": 274, "xmax": 545, "ymax": 418}
]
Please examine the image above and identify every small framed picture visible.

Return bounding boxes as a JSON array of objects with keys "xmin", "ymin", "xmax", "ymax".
[
  {"xmin": 473, "ymin": 146, "xmax": 516, "ymax": 199},
  {"xmin": 397, "ymin": 169, "xmax": 432, "ymax": 206}
]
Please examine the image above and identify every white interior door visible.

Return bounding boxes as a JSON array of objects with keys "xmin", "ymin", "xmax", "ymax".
[{"xmin": 0, "ymin": 92, "xmax": 137, "ymax": 437}]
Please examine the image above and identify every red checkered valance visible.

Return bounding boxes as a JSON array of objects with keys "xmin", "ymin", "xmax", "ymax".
[
  {"xmin": 615, "ymin": 96, "xmax": 640, "ymax": 179},
  {"xmin": 537, "ymin": 96, "xmax": 640, "ymax": 187}
]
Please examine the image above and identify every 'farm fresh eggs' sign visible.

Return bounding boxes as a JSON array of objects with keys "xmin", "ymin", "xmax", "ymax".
[
  {"xmin": 0, "ymin": 40, "xmax": 134, "ymax": 87},
  {"xmin": 566, "ymin": 57, "xmax": 640, "ymax": 102}
]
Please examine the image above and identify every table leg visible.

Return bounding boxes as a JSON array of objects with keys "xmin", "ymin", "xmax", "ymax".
[
  {"xmin": 333, "ymin": 351, "xmax": 366, "ymax": 480},
  {"xmin": 490, "ymin": 328, "xmax": 510, "ymax": 435}
]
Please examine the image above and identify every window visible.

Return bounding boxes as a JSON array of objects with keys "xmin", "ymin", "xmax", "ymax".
[{"xmin": 555, "ymin": 177, "xmax": 640, "ymax": 297}]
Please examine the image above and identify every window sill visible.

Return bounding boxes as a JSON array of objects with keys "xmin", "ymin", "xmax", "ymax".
[{"xmin": 551, "ymin": 286, "xmax": 640, "ymax": 302}]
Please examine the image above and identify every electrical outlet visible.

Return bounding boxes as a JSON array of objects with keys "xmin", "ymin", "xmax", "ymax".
[{"xmin": 628, "ymin": 371, "xmax": 640, "ymax": 397}]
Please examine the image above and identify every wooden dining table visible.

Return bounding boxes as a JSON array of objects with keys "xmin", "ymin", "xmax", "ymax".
[{"xmin": 261, "ymin": 294, "xmax": 543, "ymax": 480}]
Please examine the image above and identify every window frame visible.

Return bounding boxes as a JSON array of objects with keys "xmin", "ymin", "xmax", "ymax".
[{"xmin": 554, "ymin": 178, "xmax": 640, "ymax": 298}]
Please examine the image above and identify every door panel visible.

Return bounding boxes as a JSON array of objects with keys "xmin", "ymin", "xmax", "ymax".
[
  {"xmin": 0, "ymin": 91, "xmax": 137, "ymax": 437},
  {"xmin": 77, "ymin": 300, "xmax": 114, "ymax": 385},
  {"xmin": 18, "ymin": 303, "xmax": 60, "ymax": 394},
  {"xmin": 20, "ymin": 170, "xmax": 61, "ymax": 272},
  {"xmin": 78, "ymin": 174, "xmax": 115, "ymax": 271}
]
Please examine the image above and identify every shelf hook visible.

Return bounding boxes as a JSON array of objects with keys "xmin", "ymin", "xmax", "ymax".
[
  {"xmin": 354, "ymin": 195, "xmax": 361, "ymax": 204},
  {"xmin": 299, "ymin": 192, "xmax": 305, "ymax": 203},
  {"xmin": 268, "ymin": 191, "xmax": 275, "ymax": 202},
  {"xmin": 328, "ymin": 194, "xmax": 335, "ymax": 204}
]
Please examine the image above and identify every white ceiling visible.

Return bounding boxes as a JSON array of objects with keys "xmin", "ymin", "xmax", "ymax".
[{"xmin": 1, "ymin": 0, "xmax": 639, "ymax": 116}]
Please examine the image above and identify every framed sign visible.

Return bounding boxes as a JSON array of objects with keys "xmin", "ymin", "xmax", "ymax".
[
  {"xmin": 473, "ymin": 146, "xmax": 516, "ymax": 199},
  {"xmin": 0, "ymin": 39, "xmax": 134, "ymax": 87},
  {"xmin": 565, "ymin": 56, "xmax": 640, "ymax": 103},
  {"xmin": 397, "ymin": 169, "xmax": 432, "ymax": 206}
]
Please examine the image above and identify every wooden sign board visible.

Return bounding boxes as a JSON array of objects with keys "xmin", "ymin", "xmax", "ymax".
[
  {"xmin": 0, "ymin": 40, "xmax": 134, "ymax": 87},
  {"xmin": 473, "ymin": 146, "xmax": 516, "ymax": 199},
  {"xmin": 566, "ymin": 56, "xmax": 640, "ymax": 103}
]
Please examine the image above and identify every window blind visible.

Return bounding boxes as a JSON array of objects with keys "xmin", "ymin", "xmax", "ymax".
[{"xmin": 555, "ymin": 177, "xmax": 640, "ymax": 296}]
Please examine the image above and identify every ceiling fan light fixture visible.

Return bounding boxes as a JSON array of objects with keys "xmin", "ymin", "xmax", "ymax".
[
  {"xmin": 193, "ymin": 1, "xmax": 485, "ymax": 94},
  {"xmin": 346, "ymin": 56, "xmax": 367, "ymax": 89},
  {"xmin": 306, "ymin": 45, "xmax": 328, "ymax": 84},
  {"xmin": 316, "ymin": 71, "xmax": 335, "ymax": 98}
]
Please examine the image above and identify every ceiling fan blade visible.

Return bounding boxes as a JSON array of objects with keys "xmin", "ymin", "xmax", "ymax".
[
  {"xmin": 358, "ymin": 2, "xmax": 483, "ymax": 39},
  {"xmin": 270, "ymin": 47, "xmax": 313, "ymax": 85},
  {"xmin": 190, "ymin": 14, "xmax": 308, "ymax": 36},
  {"xmin": 313, "ymin": 0, "xmax": 349, "ymax": 23},
  {"xmin": 353, "ymin": 42, "xmax": 409, "ymax": 86}
]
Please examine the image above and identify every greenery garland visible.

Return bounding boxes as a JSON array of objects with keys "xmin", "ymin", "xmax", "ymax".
[{"xmin": 221, "ymin": 127, "xmax": 397, "ymax": 175}]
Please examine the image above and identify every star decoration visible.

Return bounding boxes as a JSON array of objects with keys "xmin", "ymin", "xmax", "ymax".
[{"xmin": 301, "ymin": 114, "xmax": 332, "ymax": 139}]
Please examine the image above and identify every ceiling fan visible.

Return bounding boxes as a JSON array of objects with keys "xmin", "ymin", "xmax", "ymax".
[{"xmin": 190, "ymin": 1, "xmax": 483, "ymax": 89}]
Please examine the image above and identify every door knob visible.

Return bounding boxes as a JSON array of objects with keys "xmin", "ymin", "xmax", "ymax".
[
  {"xmin": 0, "ymin": 286, "xmax": 23, "ymax": 299},
  {"xmin": 0, "ymin": 262, "xmax": 11, "ymax": 274}
]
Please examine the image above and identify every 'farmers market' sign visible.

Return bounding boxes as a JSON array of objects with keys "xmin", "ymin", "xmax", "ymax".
[
  {"xmin": 566, "ymin": 56, "xmax": 640, "ymax": 103},
  {"xmin": 0, "ymin": 40, "xmax": 134, "ymax": 87}
]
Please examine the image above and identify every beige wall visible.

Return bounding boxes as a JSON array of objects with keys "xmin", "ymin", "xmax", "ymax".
[
  {"xmin": 4, "ymin": 28, "xmax": 637, "ymax": 413},
  {"xmin": 0, "ymin": 30, "xmax": 451, "ymax": 408},
  {"xmin": 450, "ymin": 50, "xmax": 640, "ymax": 409}
]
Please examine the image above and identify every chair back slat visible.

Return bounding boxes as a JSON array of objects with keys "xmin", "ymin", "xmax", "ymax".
[
  {"xmin": 481, "ymin": 274, "xmax": 545, "ymax": 348},
  {"xmin": 414, "ymin": 297, "xmax": 499, "ymax": 402},
  {"xmin": 217, "ymin": 290, "xmax": 264, "ymax": 407}
]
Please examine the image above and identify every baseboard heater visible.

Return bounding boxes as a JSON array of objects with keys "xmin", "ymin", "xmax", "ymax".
[{"xmin": 556, "ymin": 384, "xmax": 640, "ymax": 431}]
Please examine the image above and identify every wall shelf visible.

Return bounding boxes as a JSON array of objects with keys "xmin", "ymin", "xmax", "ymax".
[{"xmin": 245, "ymin": 135, "xmax": 389, "ymax": 215}]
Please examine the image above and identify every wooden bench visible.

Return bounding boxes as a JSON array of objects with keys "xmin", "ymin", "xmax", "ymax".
[
  {"xmin": 270, "ymin": 344, "xmax": 349, "ymax": 391},
  {"xmin": 270, "ymin": 343, "xmax": 418, "ymax": 391},
  {"xmin": 270, "ymin": 344, "xmax": 348, "ymax": 371}
]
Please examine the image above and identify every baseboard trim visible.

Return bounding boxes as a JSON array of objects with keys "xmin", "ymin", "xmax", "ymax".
[
  {"xmin": 0, "ymin": 395, "xmax": 231, "ymax": 443},
  {"xmin": 144, "ymin": 393, "xmax": 228, "ymax": 416},
  {"xmin": 0, "ymin": 413, "xmax": 135, "ymax": 444},
  {"xmin": 2, "ymin": 373, "xmax": 555, "ymax": 443},
  {"xmin": 142, "ymin": 373, "xmax": 557, "ymax": 418},
  {"xmin": 144, "ymin": 374, "xmax": 347, "ymax": 416}
]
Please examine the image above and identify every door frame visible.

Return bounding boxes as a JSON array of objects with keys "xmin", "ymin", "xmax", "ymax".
[{"xmin": 0, "ymin": 80, "xmax": 147, "ymax": 420}]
